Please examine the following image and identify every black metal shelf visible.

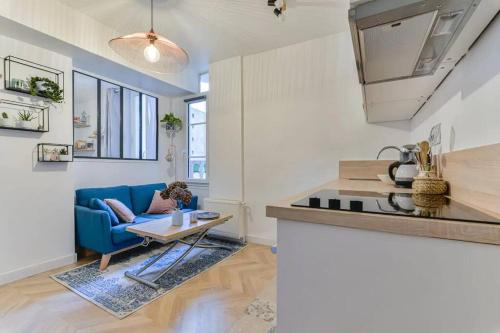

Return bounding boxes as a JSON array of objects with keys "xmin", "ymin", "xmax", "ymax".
[
  {"xmin": 0, "ymin": 99, "xmax": 49, "ymax": 132},
  {"xmin": 37, "ymin": 143, "xmax": 73, "ymax": 162},
  {"xmin": 3, "ymin": 56, "xmax": 64, "ymax": 101}
]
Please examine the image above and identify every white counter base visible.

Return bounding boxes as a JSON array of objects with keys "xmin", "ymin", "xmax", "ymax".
[{"xmin": 277, "ymin": 219, "xmax": 500, "ymax": 333}]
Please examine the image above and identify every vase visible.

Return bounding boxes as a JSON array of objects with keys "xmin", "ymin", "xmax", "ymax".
[{"xmin": 172, "ymin": 210, "xmax": 184, "ymax": 226}]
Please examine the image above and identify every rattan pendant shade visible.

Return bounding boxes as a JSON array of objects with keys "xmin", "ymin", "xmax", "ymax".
[{"xmin": 108, "ymin": 1, "xmax": 189, "ymax": 74}]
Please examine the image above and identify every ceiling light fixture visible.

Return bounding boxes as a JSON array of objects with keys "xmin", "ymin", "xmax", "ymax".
[{"xmin": 108, "ymin": 0, "xmax": 189, "ymax": 74}]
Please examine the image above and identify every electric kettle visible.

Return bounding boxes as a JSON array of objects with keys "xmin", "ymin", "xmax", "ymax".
[{"xmin": 377, "ymin": 145, "xmax": 418, "ymax": 188}]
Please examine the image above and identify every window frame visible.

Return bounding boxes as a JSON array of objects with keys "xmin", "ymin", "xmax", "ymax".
[
  {"xmin": 199, "ymin": 72, "xmax": 209, "ymax": 93},
  {"xmin": 185, "ymin": 95, "xmax": 208, "ymax": 182},
  {"xmin": 72, "ymin": 70, "xmax": 158, "ymax": 161}
]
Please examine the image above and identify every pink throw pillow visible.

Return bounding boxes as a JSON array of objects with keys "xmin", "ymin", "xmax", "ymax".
[
  {"xmin": 104, "ymin": 199, "xmax": 136, "ymax": 223},
  {"xmin": 146, "ymin": 190, "xmax": 177, "ymax": 214}
]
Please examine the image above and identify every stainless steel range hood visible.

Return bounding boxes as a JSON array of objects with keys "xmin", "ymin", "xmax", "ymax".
[{"xmin": 349, "ymin": 0, "xmax": 481, "ymax": 84}]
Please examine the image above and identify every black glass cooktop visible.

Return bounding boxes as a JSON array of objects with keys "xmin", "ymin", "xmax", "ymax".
[{"xmin": 292, "ymin": 190, "xmax": 500, "ymax": 224}]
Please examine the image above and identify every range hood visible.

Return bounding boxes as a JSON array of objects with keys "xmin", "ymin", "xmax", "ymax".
[{"xmin": 349, "ymin": 0, "xmax": 481, "ymax": 85}]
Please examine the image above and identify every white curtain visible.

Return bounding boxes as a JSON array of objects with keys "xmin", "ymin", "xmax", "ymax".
[
  {"xmin": 123, "ymin": 91, "xmax": 140, "ymax": 158},
  {"xmin": 142, "ymin": 96, "xmax": 157, "ymax": 159},
  {"xmin": 103, "ymin": 88, "xmax": 120, "ymax": 157}
]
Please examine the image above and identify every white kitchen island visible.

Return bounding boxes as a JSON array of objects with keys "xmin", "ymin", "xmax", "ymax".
[{"xmin": 267, "ymin": 178, "xmax": 500, "ymax": 333}]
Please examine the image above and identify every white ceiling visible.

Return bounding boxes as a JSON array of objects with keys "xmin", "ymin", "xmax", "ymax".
[{"xmin": 58, "ymin": 0, "xmax": 349, "ymax": 74}]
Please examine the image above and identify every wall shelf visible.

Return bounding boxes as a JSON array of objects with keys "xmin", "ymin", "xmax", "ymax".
[
  {"xmin": 37, "ymin": 143, "xmax": 73, "ymax": 162},
  {"xmin": 3, "ymin": 56, "xmax": 64, "ymax": 101},
  {"xmin": 74, "ymin": 122, "xmax": 91, "ymax": 128},
  {"xmin": 0, "ymin": 99, "xmax": 49, "ymax": 132}
]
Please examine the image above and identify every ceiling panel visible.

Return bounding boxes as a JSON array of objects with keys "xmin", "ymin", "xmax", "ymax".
[{"xmin": 57, "ymin": 0, "xmax": 349, "ymax": 73}]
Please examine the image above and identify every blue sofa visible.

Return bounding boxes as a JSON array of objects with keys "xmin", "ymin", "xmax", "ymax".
[{"xmin": 75, "ymin": 183, "xmax": 198, "ymax": 269}]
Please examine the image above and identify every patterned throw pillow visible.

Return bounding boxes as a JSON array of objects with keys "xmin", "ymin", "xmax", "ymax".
[
  {"xmin": 146, "ymin": 190, "xmax": 177, "ymax": 214},
  {"xmin": 89, "ymin": 198, "xmax": 120, "ymax": 226},
  {"xmin": 104, "ymin": 199, "xmax": 136, "ymax": 223}
]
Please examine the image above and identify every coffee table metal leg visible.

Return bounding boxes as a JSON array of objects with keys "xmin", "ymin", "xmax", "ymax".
[
  {"xmin": 177, "ymin": 239, "xmax": 233, "ymax": 251},
  {"xmin": 148, "ymin": 229, "xmax": 210, "ymax": 284},
  {"xmin": 125, "ymin": 229, "xmax": 211, "ymax": 289},
  {"xmin": 135, "ymin": 241, "xmax": 177, "ymax": 275}
]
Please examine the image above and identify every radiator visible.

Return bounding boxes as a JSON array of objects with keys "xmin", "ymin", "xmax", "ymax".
[{"xmin": 203, "ymin": 198, "xmax": 246, "ymax": 242}]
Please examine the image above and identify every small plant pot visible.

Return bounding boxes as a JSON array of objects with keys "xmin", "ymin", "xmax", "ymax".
[
  {"xmin": 36, "ymin": 81, "xmax": 47, "ymax": 92},
  {"xmin": 59, "ymin": 154, "xmax": 70, "ymax": 162},
  {"xmin": 17, "ymin": 120, "xmax": 33, "ymax": 129}
]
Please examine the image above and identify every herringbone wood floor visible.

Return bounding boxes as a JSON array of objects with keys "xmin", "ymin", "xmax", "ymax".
[{"xmin": 0, "ymin": 244, "xmax": 276, "ymax": 333}]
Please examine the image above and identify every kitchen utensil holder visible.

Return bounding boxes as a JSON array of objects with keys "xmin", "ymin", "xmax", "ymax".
[
  {"xmin": 412, "ymin": 193, "xmax": 447, "ymax": 208},
  {"xmin": 412, "ymin": 171, "xmax": 448, "ymax": 195}
]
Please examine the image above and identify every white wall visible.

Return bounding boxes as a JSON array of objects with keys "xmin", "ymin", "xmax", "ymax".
[
  {"xmin": 411, "ymin": 16, "xmax": 500, "ymax": 152},
  {"xmin": 208, "ymin": 56, "xmax": 244, "ymax": 201},
  {"xmin": 0, "ymin": 36, "xmax": 188, "ymax": 284},
  {"xmin": 208, "ymin": 33, "xmax": 410, "ymax": 243},
  {"xmin": 0, "ymin": 35, "xmax": 75, "ymax": 284}
]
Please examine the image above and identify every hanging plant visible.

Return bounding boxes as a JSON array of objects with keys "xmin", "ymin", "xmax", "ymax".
[
  {"xmin": 28, "ymin": 76, "xmax": 64, "ymax": 103},
  {"xmin": 160, "ymin": 112, "xmax": 182, "ymax": 131}
]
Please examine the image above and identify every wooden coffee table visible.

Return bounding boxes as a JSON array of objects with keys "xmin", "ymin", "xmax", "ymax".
[{"xmin": 125, "ymin": 212, "xmax": 233, "ymax": 289}]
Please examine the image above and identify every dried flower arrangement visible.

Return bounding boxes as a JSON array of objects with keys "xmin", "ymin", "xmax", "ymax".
[{"xmin": 160, "ymin": 181, "xmax": 192, "ymax": 206}]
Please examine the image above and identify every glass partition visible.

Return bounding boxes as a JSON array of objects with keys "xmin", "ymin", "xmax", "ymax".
[
  {"xmin": 72, "ymin": 71, "xmax": 158, "ymax": 160},
  {"xmin": 73, "ymin": 72, "xmax": 98, "ymax": 158}
]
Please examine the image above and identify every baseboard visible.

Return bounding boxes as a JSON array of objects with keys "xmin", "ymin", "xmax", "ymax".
[
  {"xmin": 0, "ymin": 253, "xmax": 77, "ymax": 286},
  {"xmin": 246, "ymin": 234, "xmax": 275, "ymax": 246}
]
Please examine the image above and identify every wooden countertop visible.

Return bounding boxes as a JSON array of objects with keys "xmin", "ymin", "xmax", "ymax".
[{"xmin": 266, "ymin": 179, "xmax": 500, "ymax": 246}]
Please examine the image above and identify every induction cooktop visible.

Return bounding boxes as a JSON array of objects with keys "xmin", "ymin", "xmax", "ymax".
[{"xmin": 291, "ymin": 190, "xmax": 500, "ymax": 224}]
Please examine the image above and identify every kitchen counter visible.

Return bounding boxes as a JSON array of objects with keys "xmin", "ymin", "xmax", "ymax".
[
  {"xmin": 267, "ymin": 178, "xmax": 500, "ymax": 246},
  {"xmin": 269, "ymin": 160, "xmax": 500, "ymax": 333}
]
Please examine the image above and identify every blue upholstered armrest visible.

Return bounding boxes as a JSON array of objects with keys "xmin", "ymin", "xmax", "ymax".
[{"xmin": 75, "ymin": 205, "xmax": 114, "ymax": 254}]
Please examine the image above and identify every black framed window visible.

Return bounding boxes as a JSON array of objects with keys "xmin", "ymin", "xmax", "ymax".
[{"xmin": 73, "ymin": 71, "xmax": 158, "ymax": 160}]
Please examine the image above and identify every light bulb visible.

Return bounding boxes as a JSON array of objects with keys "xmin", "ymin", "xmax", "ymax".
[{"xmin": 144, "ymin": 43, "xmax": 160, "ymax": 63}]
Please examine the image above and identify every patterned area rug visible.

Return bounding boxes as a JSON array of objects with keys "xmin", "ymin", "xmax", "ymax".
[
  {"xmin": 229, "ymin": 278, "xmax": 277, "ymax": 333},
  {"xmin": 52, "ymin": 236, "xmax": 246, "ymax": 319}
]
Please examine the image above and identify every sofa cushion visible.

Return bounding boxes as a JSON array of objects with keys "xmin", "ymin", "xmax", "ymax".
[
  {"xmin": 105, "ymin": 199, "xmax": 136, "ymax": 223},
  {"xmin": 89, "ymin": 198, "xmax": 120, "ymax": 226},
  {"xmin": 76, "ymin": 185, "xmax": 132, "ymax": 210},
  {"xmin": 146, "ymin": 191, "xmax": 177, "ymax": 214},
  {"xmin": 129, "ymin": 183, "xmax": 167, "ymax": 215},
  {"xmin": 111, "ymin": 216, "xmax": 152, "ymax": 244}
]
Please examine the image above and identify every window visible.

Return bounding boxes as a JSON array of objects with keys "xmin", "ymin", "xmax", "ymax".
[
  {"xmin": 187, "ymin": 97, "xmax": 207, "ymax": 180},
  {"xmin": 199, "ymin": 72, "xmax": 209, "ymax": 93},
  {"xmin": 73, "ymin": 71, "xmax": 158, "ymax": 160}
]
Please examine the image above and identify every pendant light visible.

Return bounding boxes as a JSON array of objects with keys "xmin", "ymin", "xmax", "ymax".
[{"xmin": 108, "ymin": 0, "xmax": 189, "ymax": 74}]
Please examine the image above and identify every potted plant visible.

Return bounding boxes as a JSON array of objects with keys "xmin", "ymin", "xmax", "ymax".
[
  {"xmin": 42, "ymin": 148, "xmax": 60, "ymax": 161},
  {"xmin": 43, "ymin": 148, "xmax": 53, "ymax": 161},
  {"xmin": 160, "ymin": 182, "xmax": 192, "ymax": 226},
  {"xmin": 28, "ymin": 76, "xmax": 64, "ymax": 103},
  {"xmin": 160, "ymin": 113, "xmax": 182, "ymax": 131},
  {"xmin": 17, "ymin": 110, "xmax": 36, "ymax": 129},
  {"xmin": 59, "ymin": 147, "xmax": 70, "ymax": 161}
]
